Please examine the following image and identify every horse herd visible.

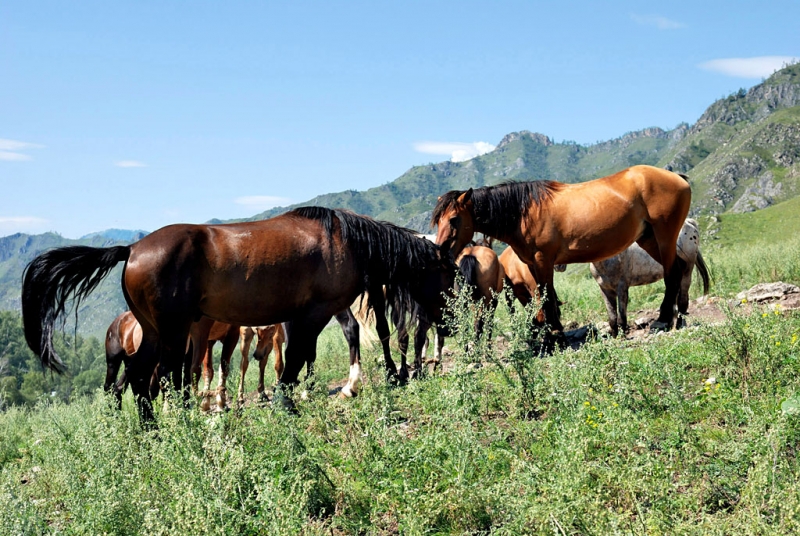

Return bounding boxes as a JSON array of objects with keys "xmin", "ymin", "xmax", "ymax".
[{"xmin": 21, "ymin": 164, "xmax": 705, "ymax": 419}]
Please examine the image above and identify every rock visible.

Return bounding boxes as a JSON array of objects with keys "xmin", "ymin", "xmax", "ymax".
[
  {"xmin": 736, "ymin": 282, "xmax": 800, "ymax": 302},
  {"xmin": 634, "ymin": 317, "xmax": 650, "ymax": 329}
]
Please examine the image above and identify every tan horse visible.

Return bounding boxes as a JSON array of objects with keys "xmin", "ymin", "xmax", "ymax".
[
  {"xmin": 237, "ymin": 324, "xmax": 285, "ymax": 405},
  {"xmin": 432, "ymin": 165, "xmax": 692, "ymax": 336},
  {"xmin": 498, "ymin": 246, "xmax": 566, "ymax": 323}
]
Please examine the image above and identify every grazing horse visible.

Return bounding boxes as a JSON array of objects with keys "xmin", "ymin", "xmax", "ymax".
[
  {"xmin": 432, "ymin": 165, "xmax": 692, "ymax": 335},
  {"xmin": 236, "ymin": 323, "xmax": 286, "ymax": 405},
  {"xmin": 105, "ymin": 312, "xmax": 243, "ymax": 410},
  {"xmin": 22, "ymin": 207, "xmax": 451, "ymax": 418},
  {"xmin": 375, "ymin": 244, "xmax": 504, "ymax": 378},
  {"xmin": 189, "ymin": 318, "xmax": 242, "ymax": 411},
  {"xmin": 591, "ymin": 218, "xmax": 710, "ymax": 337},
  {"xmin": 498, "ymin": 246, "xmax": 567, "ymax": 323},
  {"xmin": 104, "ymin": 311, "xmax": 156, "ymax": 407}
]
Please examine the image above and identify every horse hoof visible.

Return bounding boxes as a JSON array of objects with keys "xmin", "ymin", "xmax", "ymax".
[
  {"xmin": 272, "ymin": 390, "xmax": 298, "ymax": 414},
  {"xmin": 200, "ymin": 397, "xmax": 212, "ymax": 412},
  {"xmin": 649, "ymin": 321, "xmax": 671, "ymax": 333}
]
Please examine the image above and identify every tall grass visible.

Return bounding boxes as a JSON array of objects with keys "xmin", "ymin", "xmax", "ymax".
[{"xmin": 2, "ymin": 240, "xmax": 800, "ymax": 534}]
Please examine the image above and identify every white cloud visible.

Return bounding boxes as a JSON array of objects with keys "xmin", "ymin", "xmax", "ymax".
[
  {"xmin": 631, "ymin": 14, "xmax": 686, "ymax": 30},
  {"xmin": 234, "ymin": 195, "xmax": 293, "ymax": 210},
  {"xmin": 413, "ymin": 141, "xmax": 496, "ymax": 163},
  {"xmin": 115, "ymin": 160, "xmax": 147, "ymax": 168},
  {"xmin": 0, "ymin": 216, "xmax": 49, "ymax": 234},
  {"xmin": 0, "ymin": 151, "xmax": 32, "ymax": 162},
  {"xmin": 699, "ymin": 56, "xmax": 799, "ymax": 79},
  {"xmin": 0, "ymin": 138, "xmax": 44, "ymax": 162}
]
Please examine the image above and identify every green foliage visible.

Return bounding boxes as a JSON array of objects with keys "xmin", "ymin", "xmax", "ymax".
[{"xmin": 0, "ymin": 311, "xmax": 106, "ymax": 409}]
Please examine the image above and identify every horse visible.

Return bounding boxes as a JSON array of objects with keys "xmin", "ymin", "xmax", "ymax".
[
  {"xmin": 498, "ymin": 246, "xmax": 567, "ymax": 323},
  {"xmin": 22, "ymin": 206, "xmax": 452, "ymax": 418},
  {"xmin": 432, "ymin": 165, "xmax": 692, "ymax": 337},
  {"xmin": 104, "ymin": 311, "xmax": 156, "ymax": 407},
  {"xmin": 590, "ymin": 218, "xmax": 710, "ymax": 337},
  {"xmin": 367, "ymin": 244, "xmax": 504, "ymax": 379},
  {"xmin": 104, "ymin": 312, "xmax": 243, "ymax": 410},
  {"xmin": 237, "ymin": 324, "xmax": 286, "ymax": 405}
]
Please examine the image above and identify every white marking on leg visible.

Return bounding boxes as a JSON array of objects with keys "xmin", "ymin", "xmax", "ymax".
[{"xmin": 341, "ymin": 362, "xmax": 362, "ymax": 397}]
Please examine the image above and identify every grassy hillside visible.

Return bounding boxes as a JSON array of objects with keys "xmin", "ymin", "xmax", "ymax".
[{"xmin": 2, "ymin": 256, "xmax": 800, "ymax": 533}]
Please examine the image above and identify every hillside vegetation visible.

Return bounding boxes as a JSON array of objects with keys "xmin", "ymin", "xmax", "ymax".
[{"xmin": 2, "ymin": 231, "xmax": 800, "ymax": 533}]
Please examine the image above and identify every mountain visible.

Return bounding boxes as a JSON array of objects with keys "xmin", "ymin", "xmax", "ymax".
[
  {"xmin": 80, "ymin": 229, "xmax": 148, "ymax": 242},
  {"xmin": 223, "ymin": 63, "xmax": 800, "ymax": 231}
]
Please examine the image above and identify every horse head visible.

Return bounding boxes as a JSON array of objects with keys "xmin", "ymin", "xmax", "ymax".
[{"xmin": 432, "ymin": 188, "xmax": 476, "ymax": 260}]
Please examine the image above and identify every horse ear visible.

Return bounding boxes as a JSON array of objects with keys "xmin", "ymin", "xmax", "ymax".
[{"xmin": 458, "ymin": 188, "xmax": 473, "ymax": 205}]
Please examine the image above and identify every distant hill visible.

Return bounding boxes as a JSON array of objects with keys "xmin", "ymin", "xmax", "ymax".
[
  {"xmin": 220, "ymin": 63, "xmax": 800, "ymax": 231},
  {"xmin": 0, "ymin": 232, "xmax": 135, "ymax": 337},
  {"xmin": 80, "ymin": 229, "xmax": 148, "ymax": 242}
]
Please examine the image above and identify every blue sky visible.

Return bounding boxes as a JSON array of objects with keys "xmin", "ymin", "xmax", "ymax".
[{"xmin": 1, "ymin": 1, "xmax": 798, "ymax": 238}]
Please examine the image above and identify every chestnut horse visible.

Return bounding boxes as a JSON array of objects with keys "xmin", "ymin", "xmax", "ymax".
[
  {"xmin": 237, "ymin": 324, "xmax": 286, "ymax": 405},
  {"xmin": 498, "ymin": 246, "xmax": 565, "ymax": 322},
  {"xmin": 104, "ymin": 312, "xmax": 243, "ymax": 410},
  {"xmin": 22, "ymin": 207, "xmax": 450, "ymax": 418},
  {"xmin": 432, "ymin": 165, "xmax": 692, "ymax": 336}
]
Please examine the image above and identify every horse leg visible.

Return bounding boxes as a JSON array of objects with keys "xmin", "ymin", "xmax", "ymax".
[
  {"xmin": 617, "ymin": 283, "xmax": 630, "ymax": 335},
  {"xmin": 272, "ymin": 326, "xmax": 284, "ymax": 387},
  {"xmin": 393, "ymin": 306, "xmax": 410, "ymax": 384},
  {"xmin": 638, "ymin": 225, "xmax": 686, "ymax": 331},
  {"xmin": 237, "ymin": 328, "xmax": 252, "ymax": 406},
  {"xmin": 530, "ymin": 260, "xmax": 565, "ymax": 350},
  {"xmin": 215, "ymin": 328, "xmax": 239, "ymax": 410},
  {"xmin": 370, "ymin": 290, "xmax": 399, "ymax": 383},
  {"xmin": 431, "ymin": 325, "xmax": 446, "ymax": 373},
  {"xmin": 274, "ymin": 315, "xmax": 328, "ymax": 413},
  {"xmin": 676, "ymin": 261, "xmax": 694, "ymax": 329},
  {"xmin": 197, "ymin": 340, "xmax": 216, "ymax": 411},
  {"xmin": 258, "ymin": 334, "xmax": 275, "ymax": 400},
  {"xmin": 336, "ymin": 309, "xmax": 362, "ymax": 398},
  {"xmin": 412, "ymin": 317, "xmax": 432, "ymax": 379},
  {"xmin": 599, "ymin": 287, "xmax": 619, "ymax": 337},
  {"xmin": 126, "ymin": 333, "xmax": 160, "ymax": 423}
]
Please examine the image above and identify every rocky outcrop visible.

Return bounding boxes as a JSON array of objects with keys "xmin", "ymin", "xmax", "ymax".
[
  {"xmin": 730, "ymin": 171, "xmax": 782, "ymax": 213},
  {"xmin": 496, "ymin": 131, "xmax": 553, "ymax": 149}
]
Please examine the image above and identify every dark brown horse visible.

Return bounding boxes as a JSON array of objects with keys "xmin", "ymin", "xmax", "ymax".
[
  {"xmin": 432, "ymin": 165, "xmax": 692, "ymax": 335},
  {"xmin": 22, "ymin": 207, "xmax": 450, "ymax": 417}
]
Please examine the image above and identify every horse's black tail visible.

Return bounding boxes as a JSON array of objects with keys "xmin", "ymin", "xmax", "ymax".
[
  {"xmin": 694, "ymin": 249, "xmax": 710, "ymax": 296},
  {"xmin": 22, "ymin": 245, "xmax": 131, "ymax": 372},
  {"xmin": 458, "ymin": 254, "xmax": 481, "ymax": 300}
]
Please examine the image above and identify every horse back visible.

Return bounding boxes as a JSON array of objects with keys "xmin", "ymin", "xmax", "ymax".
[{"xmin": 124, "ymin": 217, "xmax": 361, "ymax": 328}]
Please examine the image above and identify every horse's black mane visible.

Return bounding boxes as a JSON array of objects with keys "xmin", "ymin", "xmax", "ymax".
[
  {"xmin": 290, "ymin": 206, "xmax": 449, "ymax": 317},
  {"xmin": 431, "ymin": 180, "xmax": 562, "ymax": 238}
]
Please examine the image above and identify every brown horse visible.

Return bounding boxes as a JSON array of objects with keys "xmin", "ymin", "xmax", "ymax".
[
  {"xmin": 105, "ymin": 312, "xmax": 243, "ymax": 410},
  {"xmin": 237, "ymin": 324, "xmax": 285, "ymax": 405},
  {"xmin": 498, "ymin": 246, "xmax": 565, "ymax": 323},
  {"xmin": 432, "ymin": 165, "xmax": 692, "ymax": 335},
  {"xmin": 104, "ymin": 311, "xmax": 154, "ymax": 406},
  {"xmin": 189, "ymin": 317, "xmax": 241, "ymax": 411},
  {"xmin": 22, "ymin": 207, "xmax": 451, "ymax": 417}
]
